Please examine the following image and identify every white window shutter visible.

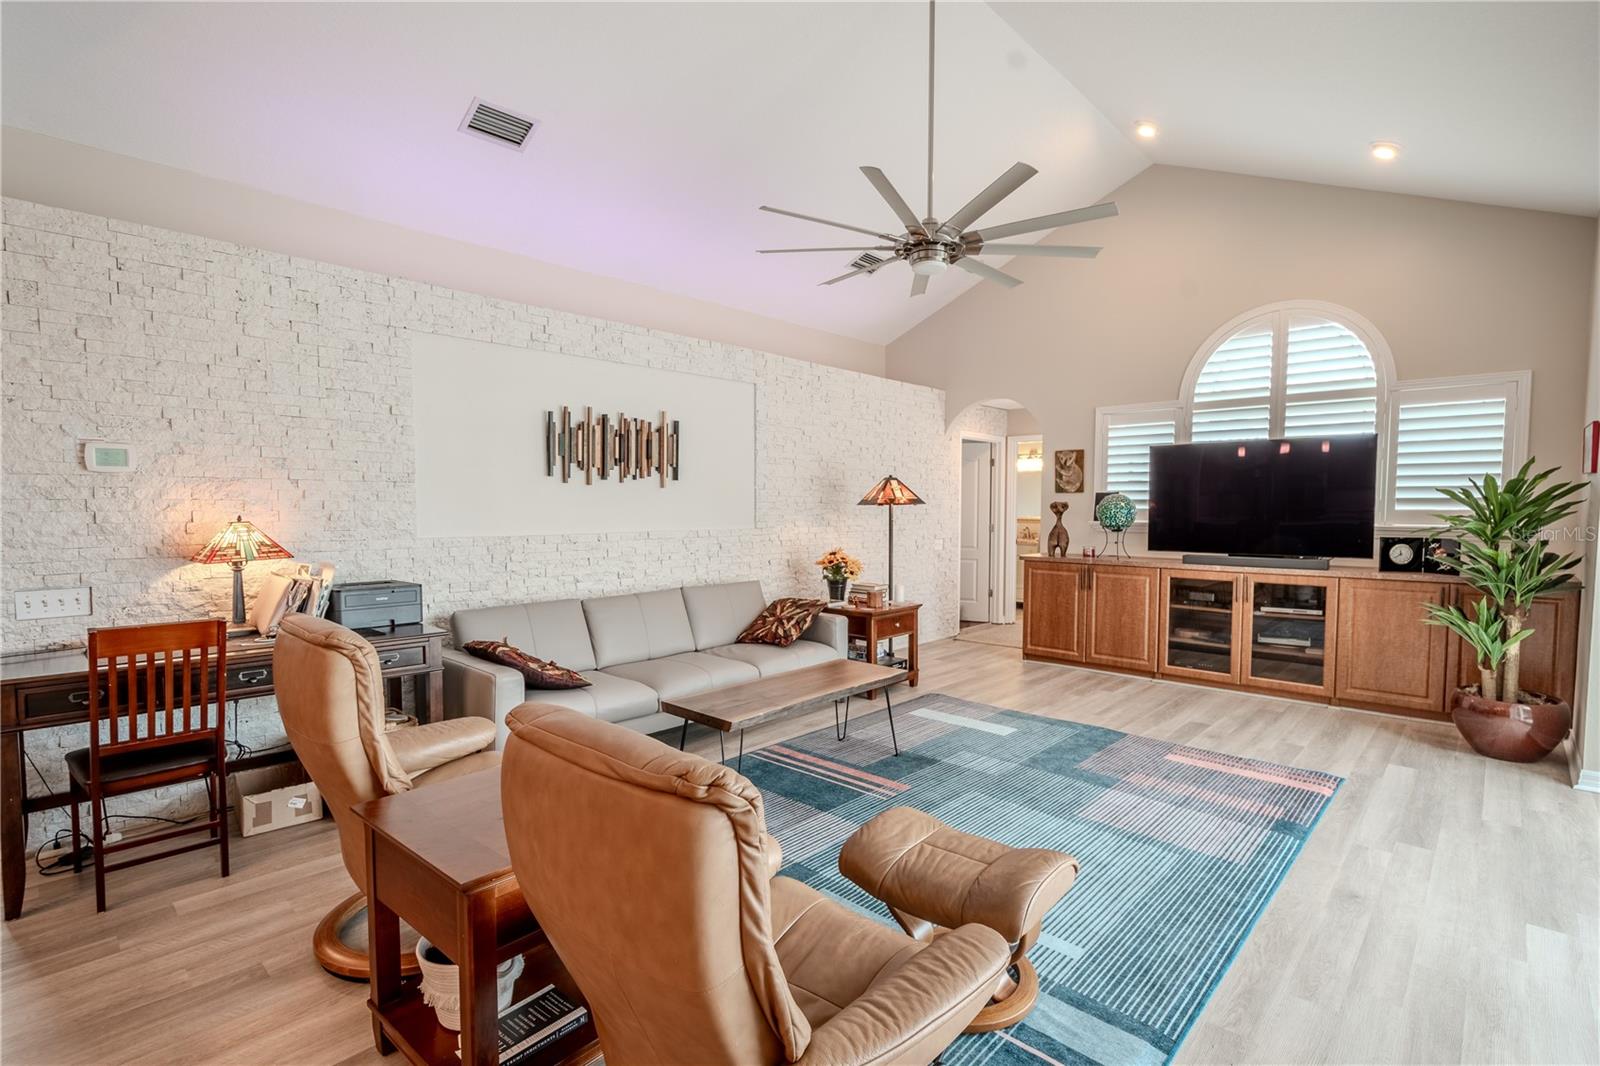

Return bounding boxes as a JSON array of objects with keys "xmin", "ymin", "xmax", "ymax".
[
  {"xmin": 1391, "ymin": 395, "xmax": 1509, "ymax": 516},
  {"xmin": 1285, "ymin": 319, "xmax": 1379, "ymax": 395},
  {"xmin": 1097, "ymin": 406, "xmax": 1178, "ymax": 514},
  {"xmin": 1192, "ymin": 326, "xmax": 1273, "ymax": 403},
  {"xmin": 1284, "ymin": 396, "xmax": 1378, "ymax": 438}
]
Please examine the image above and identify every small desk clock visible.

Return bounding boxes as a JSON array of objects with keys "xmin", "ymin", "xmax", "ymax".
[{"xmin": 83, "ymin": 441, "xmax": 137, "ymax": 473}]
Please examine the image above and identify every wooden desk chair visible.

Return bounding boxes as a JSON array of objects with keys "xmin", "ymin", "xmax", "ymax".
[{"xmin": 66, "ymin": 620, "xmax": 230, "ymax": 912}]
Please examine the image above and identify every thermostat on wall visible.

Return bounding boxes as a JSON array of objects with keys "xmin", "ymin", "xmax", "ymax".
[{"xmin": 82, "ymin": 441, "xmax": 137, "ymax": 473}]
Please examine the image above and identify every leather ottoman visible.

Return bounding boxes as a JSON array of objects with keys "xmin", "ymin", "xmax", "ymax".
[{"xmin": 839, "ymin": 806, "xmax": 1079, "ymax": 1032}]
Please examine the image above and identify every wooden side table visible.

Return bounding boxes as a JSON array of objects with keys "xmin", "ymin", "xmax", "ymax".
[
  {"xmin": 821, "ymin": 602, "xmax": 920, "ymax": 697},
  {"xmin": 353, "ymin": 769, "xmax": 599, "ymax": 1066}
]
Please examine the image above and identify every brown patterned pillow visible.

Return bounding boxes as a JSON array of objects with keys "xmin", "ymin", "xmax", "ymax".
[
  {"xmin": 737, "ymin": 598, "xmax": 827, "ymax": 647},
  {"xmin": 462, "ymin": 639, "xmax": 591, "ymax": 689}
]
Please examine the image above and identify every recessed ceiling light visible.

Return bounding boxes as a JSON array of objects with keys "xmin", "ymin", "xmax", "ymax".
[
  {"xmin": 1370, "ymin": 141, "xmax": 1400, "ymax": 162},
  {"xmin": 1134, "ymin": 120, "xmax": 1159, "ymax": 140}
]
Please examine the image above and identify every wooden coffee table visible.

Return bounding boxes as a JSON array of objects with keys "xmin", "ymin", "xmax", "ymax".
[{"xmin": 663, "ymin": 658, "xmax": 908, "ymax": 769}]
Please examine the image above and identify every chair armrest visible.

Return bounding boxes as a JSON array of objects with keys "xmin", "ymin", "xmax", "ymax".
[
  {"xmin": 760, "ymin": 832, "xmax": 783, "ymax": 878},
  {"xmin": 794, "ymin": 924, "xmax": 1009, "ymax": 1066},
  {"xmin": 387, "ymin": 717, "xmax": 496, "ymax": 777},
  {"xmin": 442, "ymin": 648, "xmax": 525, "ymax": 748},
  {"xmin": 801, "ymin": 613, "xmax": 847, "ymax": 655}
]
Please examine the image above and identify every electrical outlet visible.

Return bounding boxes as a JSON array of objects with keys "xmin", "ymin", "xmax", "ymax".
[{"xmin": 14, "ymin": 587, "xmax": 92, "ymax": 621}]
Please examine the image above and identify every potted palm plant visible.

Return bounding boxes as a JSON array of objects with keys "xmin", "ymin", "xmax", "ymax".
[{"xmin": 1423, "ymin": 459, "xmax": 1584, "ymax": 762}]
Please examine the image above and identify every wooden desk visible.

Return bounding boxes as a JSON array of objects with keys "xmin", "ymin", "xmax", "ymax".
[
  {"xmin": 0, "ymin": 623, "xmax": 446, "ymax": 921},
  {"xmin": 821, "ymin": 602, "xmax": 921, "ymax": 696},
  {"xmin": 354, "ymin": 770, "xmax": 599, "ymax": 1066}
]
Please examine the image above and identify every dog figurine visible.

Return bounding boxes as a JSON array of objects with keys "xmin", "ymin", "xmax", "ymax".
[{"xmin": 1047, "ymin": 501, "xmax": 1070, "ymax": 557}]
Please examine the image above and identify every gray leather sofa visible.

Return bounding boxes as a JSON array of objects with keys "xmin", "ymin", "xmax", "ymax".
[{"xmin": 442, "ymin": 580, "xmax": 846, "ymax": 743}]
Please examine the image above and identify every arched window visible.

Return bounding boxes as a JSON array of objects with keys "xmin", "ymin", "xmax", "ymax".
[{"xmin": 1182, "ymin": 304, "xmax": 1388, "ymax": 442}]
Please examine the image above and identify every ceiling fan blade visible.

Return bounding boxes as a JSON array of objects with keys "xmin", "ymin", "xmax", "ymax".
[
  {"xmin": 964, "ymin": 202, "xmax": 1119, "ymax": 243},
  {"xmin": 971, "ymin": 244, "xmax": 1101, "ymax": 258},
  {"xmin": 758, "ymin": 246, "xmax": 899, "ymax": 254},
  {"xmin": 941, "ymin": 162, "xmax": 1038, "ymax": 235},
  {"xmin": 760, "ymin": 205, "xmax": 901, "ymax": 243},
  {"xmin": 860, "ymin": 167, "xmax": 926, "ymax": 236},
  {"xmin": 954, "ymin": 257, "xmax": 1022, "ymax": 289},
  {"xmin": 910, "ymin": 273, "xmax": 929, "ymax": 297},
  {"xmin": 820, "ymin": 259, "xmax": 897, "ymax": 286}
]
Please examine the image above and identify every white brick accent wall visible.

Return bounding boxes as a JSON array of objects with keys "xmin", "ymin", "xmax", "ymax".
[{"xmin": 1, "ymin": 196, "xmax": 1007, "ymax": 847}]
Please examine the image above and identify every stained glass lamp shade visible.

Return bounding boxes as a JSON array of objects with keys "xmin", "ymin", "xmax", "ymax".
[
  {"xmin": 858, "ymin": 476, "xmax": 924, "ymax": 597},
  {"xmin": 191, "ymin": 516, "xmax": 293, "ymax": 624}
]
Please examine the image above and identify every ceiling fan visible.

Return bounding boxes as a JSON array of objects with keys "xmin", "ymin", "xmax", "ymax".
[{"xmin": 757, "ymin": 0, "xmax": 1118, "ymax": 297}]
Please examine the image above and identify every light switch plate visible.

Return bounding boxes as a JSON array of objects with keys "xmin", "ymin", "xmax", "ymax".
[{"xmin": 14, "ymin": 587, "xmax": 92, "ymax": 620}]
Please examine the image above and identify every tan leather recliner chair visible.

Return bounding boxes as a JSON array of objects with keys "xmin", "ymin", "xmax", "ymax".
[
  {"xmin": 275, "ymin": 614, "xmax": 499, "ymax": 979},
  {"xmin": 501, "ymin": 703, "xmax": 1012, "ymax": 1065}
]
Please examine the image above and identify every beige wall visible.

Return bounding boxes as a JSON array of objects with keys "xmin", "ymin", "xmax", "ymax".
[
  {"xmin": 888, "ymin": 165, "xmax": 1598, "ymax": 555},
  {"xmin": 1, "ymin": 127, "xmax": 885, "ymax": 376}
]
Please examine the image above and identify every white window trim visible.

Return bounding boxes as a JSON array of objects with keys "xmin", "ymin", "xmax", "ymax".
[
  {"xmin": 1093, "ymin": 400, "xmax": 1183, "ymax": 528},
  {"xmin": 1380, "ymin": 370, "xmax": 1531, "ymax": 530}
]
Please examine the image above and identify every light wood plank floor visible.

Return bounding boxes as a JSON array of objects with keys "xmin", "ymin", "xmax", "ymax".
[{"xmin": 4, "ymin": 638, "xmax": 1597, "ymax": 1065}]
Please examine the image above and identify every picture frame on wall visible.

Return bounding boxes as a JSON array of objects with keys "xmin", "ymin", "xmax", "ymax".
[{"xmin": 1054, "ymin": 449, "xmax": 1085, "ymax": 493}]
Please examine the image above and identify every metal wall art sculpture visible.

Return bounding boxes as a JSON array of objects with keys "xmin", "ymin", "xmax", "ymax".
[{"xmin": 544, "ymin": 407, "xmax": 681, "ymax": 486}]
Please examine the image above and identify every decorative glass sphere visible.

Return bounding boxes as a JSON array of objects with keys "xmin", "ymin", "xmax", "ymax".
[{"xmin": 1095, "ymin": 492, "xmax": 1136, "ymax": 533}]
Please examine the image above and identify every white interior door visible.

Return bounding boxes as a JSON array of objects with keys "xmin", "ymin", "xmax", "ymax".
[{"xmin": 960, "ymin": 440, "xmax": 994, "ymax": 622}]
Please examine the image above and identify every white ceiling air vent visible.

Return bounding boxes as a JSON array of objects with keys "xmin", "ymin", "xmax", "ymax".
[
  {"xmin": 849, "ymin": 252, "xmax": 887, "ymax": 272},
  {"xmin": 458, "ymin": 98, "xmax": 538, "ymax": 151}
]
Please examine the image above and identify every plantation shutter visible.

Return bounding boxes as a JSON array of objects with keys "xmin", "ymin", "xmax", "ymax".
[
  {"xmin": 1098, "ymin": 406, "xmax": 1179, "ymax": 514},
  {"xmin": 1282, "ymin": 317, "xmax": 1380, "ymax": 438},
  {"xmin": 1190, "ymin": 324, "xmax": 1273, "ymax": 443},
  {"xmin": 1388, "ymin": 378, "xmax": 1521, "ymax": 520}
]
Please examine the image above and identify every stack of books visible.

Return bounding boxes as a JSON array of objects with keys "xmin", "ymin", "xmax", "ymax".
[
  {"xmin": 848, "ymin": 582, "xmax": 888, "ymax": 608},
  {"xmin": 458, "ymin": 984, "xmax": 588, "ymax": 1065}
]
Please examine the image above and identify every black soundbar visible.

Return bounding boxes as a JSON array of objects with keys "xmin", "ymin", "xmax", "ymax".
[{"xmin": 1180, "ymin": 553, "xmax": 1331, "ymax": 571}]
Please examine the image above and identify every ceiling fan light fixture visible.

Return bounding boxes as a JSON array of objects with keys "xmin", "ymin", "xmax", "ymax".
[{"xmin": 910, "ymin": 256, "xmax": 949, "ymax": 277}]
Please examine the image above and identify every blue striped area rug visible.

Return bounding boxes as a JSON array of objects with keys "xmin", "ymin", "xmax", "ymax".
[{"xmin": 740, "ymin": 693, "xmax": 1341, "ymax": 1066}]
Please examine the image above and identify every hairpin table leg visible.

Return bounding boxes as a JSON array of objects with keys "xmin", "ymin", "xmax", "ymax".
[
  {"xmin": 679, "ymin": 717, "xmax": 688, "ymax": 751},
  {"xmin": 835, "ymin": 695, "xmax": 852, "ymax": 741},
  {"xmin": 885, "ymin": 686, "xmax": 899, "ymax": 756}
]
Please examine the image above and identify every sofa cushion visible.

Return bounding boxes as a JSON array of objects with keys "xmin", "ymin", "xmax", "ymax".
[
  {"xmin": 707, "ymin": 639, "xmax": 839, "ymax": 677},
  {"xmin": 583, "ymin": 589, "xmax": 696, "ymax": 669},
  {"xmin": 518, "ymin": 671, "xmax": 659, "ymax": 725},
  {"xmin": 452, "ymin": 600, "xmax": 597, "ymax": 672},
  {"xmin": 682, "ymin": 581, "xmax": 768, "ymax": 651},
  {"xmin": 602, "ymin": 652, "xmax": 761, "ymax": 702}
]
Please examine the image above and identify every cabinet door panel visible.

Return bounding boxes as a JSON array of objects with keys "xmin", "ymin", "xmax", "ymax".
[
  {"xmin": 1086, "ymin": 566, "xmax": 1159, "ymax": 672},
  {"xmin": 1160, "ymin": 573, "xmax": 1244, "ymax": 683},
  {"xmin": 1335, "ymin": 579, "xmax": 1450, "ymax": 713},
  {"xmin": 1242, "ymin": 575, "xmax": 1338, "ymax": 699},
  {"xmin": 1451, "ymin": 590, "xmax": 1580, "ymax": 704},
  {"xmin": 1023, "ymin": 563, "xmax": 1085, "ymax": 661}
]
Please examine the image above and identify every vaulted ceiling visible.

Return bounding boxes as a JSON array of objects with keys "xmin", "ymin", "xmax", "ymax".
[{"xmin": 3, "ymin": 2, "xmax": 1593, "ymax": 347}]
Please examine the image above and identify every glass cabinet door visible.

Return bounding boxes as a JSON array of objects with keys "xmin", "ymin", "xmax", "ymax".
[
  {"xmin": 1163, "ymin": 577, "xmax": 1238, "ymax": 679},
  {"xmin": 1246, "ymin": 580, "xmax": 1332, "ymax": 692}
]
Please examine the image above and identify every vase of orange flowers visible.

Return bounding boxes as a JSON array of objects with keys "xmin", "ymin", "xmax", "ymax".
[{"xmin": 816, "ymin": 548, "xmax": 862, "ymax": 602}]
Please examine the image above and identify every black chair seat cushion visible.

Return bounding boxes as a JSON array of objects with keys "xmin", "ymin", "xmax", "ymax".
[{"xmin": 66, "ymin": 738, "xmax": 217, "ymax": 790}]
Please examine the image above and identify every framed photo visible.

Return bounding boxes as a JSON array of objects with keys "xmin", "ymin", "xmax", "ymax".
[{"xmin": 1054, "ymin": 449, "xmax": 1085, "ymax": 493}]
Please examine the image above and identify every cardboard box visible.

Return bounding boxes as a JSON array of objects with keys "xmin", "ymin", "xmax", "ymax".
[{"xmin": 229, "ymin": 764, "xmax": 323, "ymax": 837}]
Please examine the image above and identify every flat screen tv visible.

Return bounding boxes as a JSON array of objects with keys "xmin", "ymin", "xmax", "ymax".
[{"xmin": 1147, "ymin": 434, "xmax": 1378, "ymax": 559}]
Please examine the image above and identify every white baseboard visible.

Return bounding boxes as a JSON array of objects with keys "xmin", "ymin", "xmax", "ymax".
[{"xmin": 1568, "ymin": 738, "xmax": 1600, "ymax": 792}]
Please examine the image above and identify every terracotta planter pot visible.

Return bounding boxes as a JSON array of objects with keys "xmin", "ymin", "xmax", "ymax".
[{"xmin": 1449, "ymin": 687, "xmax": 1572, "ymax": 763}]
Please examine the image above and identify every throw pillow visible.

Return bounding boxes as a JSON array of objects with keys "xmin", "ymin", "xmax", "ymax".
[
  {"xmin": 462, "ymin": 639, "xmax": 591, "ymax": 689},
  {"xmin": 737, "ymin": 598, "xmax": 826, "ymax": 647}
]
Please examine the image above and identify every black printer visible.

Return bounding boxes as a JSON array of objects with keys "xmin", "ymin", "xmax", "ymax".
[{"xmin": 325, "ymin": 580, "xmax": 424, "ymax": 631}]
